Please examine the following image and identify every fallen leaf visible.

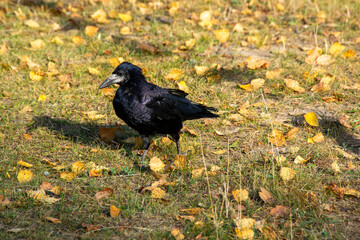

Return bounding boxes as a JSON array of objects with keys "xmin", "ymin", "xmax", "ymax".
[
  {"xmin": 118, "ymin": 13, "xmax": 132, "ymax": 22},
  {"xmin": 29, "ymin": 70, "xmax": 44, "ymax": 81},
  {"xmin": 245, "ymin": 57, "xmax": 269, "ymax": 70},
  {"xmin": 284, "ymin": 78, "xmax": 305, "ymax": 93},
  {"xmin": 88, "ymin": 67, "xmax": 100, "ymax": 75},
  {"xmin": 149, "ymin": 156, "xmax": 165, "ymax": 172},
  {"xmin": 17, "ymin": 160, "xmax": 33, "ymax": 168},
  {"xmin": 329, "ymin": 42, "xmax": 345, "ymax": 56},
  {"xmin": 270, "ymin": 205, "xmax": 288, "ymax": 217},
  {"xmin": 109, "ymin": 57, "xmax": 125, "ymax": 67},
  {"xmin": 316, "ymin": 11, "xmax": 326, "ymax": 23},
  {"xmin": 151, "ymin": 187, "xmax": 166, "ymax": 199},
  {"xmin": 234, "ymin": 218, "xmax": 256, "ymax": 229},
  {"xmin": 235, "ymin": 227, "xmax": 255, "ymax": 239},
  {"xmin": 180, "ymin": 207, "xmax": 201, "ymax": 215},
  {"xmin": 331, "ymin": 161, "xmax": 341, "ymax": 173},
  {"xmin": 72, "ymin": 36, "xmax": 84, "ymax": 44},
  {"xmin": 51, "ymin": 36, "xmax": 64, "ymax": 45},
  {"xmin": 95, "ymin": 188, "xmax": 114, "ymax": 201},
  {"xmin": 174, "ymin": 155, "xmax": 186, "ymax": 170},
  {"xmin": 30, "ymin": 39, "xmax": 45, "ymax": 50},
  {"xmin": 311, "ymin": 76, "xmax": 334, "ymax": 92},
  {"xmin": 232, "ymin": 189, "xmax": 249, "ymax": 203},
  {"xmin": 279, "ymin": 167, "xmax": 296, "ymax": 181},
  {"xmin": 259, "ymin": 187, "xmax": 275, "ymax": 204},
  {"xmin": 23, "ymin": 133, "xmax": 33, "ymax": 140},
  {"xmin": 99, "ymin": 127, "xmax": 117, "ymax": 142},
  {"xmin": 194, "ymin": 66, "xmax": 209, "ymax": 77},
  {"xmin": 213, "ymin": 149, "xmax": 226, "ymax": 155},
  {"xmin": 60, "ymin": 172, "xmax": 76, "ymax": 181},
  {"xmin": 101, "ymin": 87, "xmax": 115, "ymax": 96},
  {"xmin": 165, "ymin": 68, "xmax": 183, "ymax": 81},
  {"xmin": 240, "ymin": 78, "xmax": 265, "ymax": 92},
  {"xmin": 20, "ymin": 55, "xmax": 40, "ymax": 70},
  {"xmin": 268, "ymin": 129, "xmax": 285, "ymax": 146},
  {"xmin": 305, "ymin": 47, "xmax": 321, "ymax": 64},
  {"xmin": 44, "ymin": 216, "xmax": 61, "ymax": 223},
  {"xmin": 178, "ymin": 215, "xmax": 196, "ymax": 222},
  {"xmin": 120, "ymin": 26, "xmax": 132, "ymax": 35},
  {"xmin": 72, "ymin": 161, "xmax": 85, "ymax": 173},
  {"xmin": 17, "ymin": 170, "xmax": 33, "ymax": 183},
  {"xmin": 275, "ymin": 155, "xmax": 286, "ymax": 163},
  {"xmin": 85, "ymin": 26, "xmax": 99, "ymax": 37},
  {"xmin": 185, "ymin": 38, "xmax": 196, "ymax": 49},
  {"xmin": 177, "ymin": 81, "xmax": 189, "ymax": 93},
  {"xmin": 171, "ymin": 228, "xmax": 185, "ymax": 240},
  {"xmin": 191, "ymin": 168, "xmax": 204, "ymax": 179},
  {"xmin": 341, "ymin": 49, "xmax": 356, "ymax": 59},
  {"xmin": 89, "ymin": 169, "xmax": 102, "ymax": 177},
  {"xmin": 213, "ymin": 28, "xmax": 230, "ymax": 43},
  {"xmin": 335, "ymin": 148, "xmax": 355, "ymax": 160},
  {"xmin": 40, "ymin": 181, "xmax": 53, "ymax": 191},
  {"xmin": 83, "ymin": 111, "xmax": 105, "ymax": 120},
  {"xmin": 294, "ymin": 155, "xmax": 310, "ymax": 164},
  {"xmin": 25, "ymin": 19, "xmax": 40, "ymax": 28},
  {"xmin": 315, "ymin": 54, "xmax": 332, "ymax": 65},
  {"xmin": 81, "ymin": 223, "xmax": 100, "ymax": 232},
  {"xmin": 110, "ymin": 205, "xmax": 120, "ymax": 217},
  {"xmin": 91, "ymin": 9, "xmax": 109, "ymax": 23},
  {"xmin": 233, "ymin": 23, "xmax": 244, "ymax": 32},
  {"xmin": 304, "ymin": 112, "xmax": 319, "ymax": 126},
  {"xmin": 38, "ymin": 94, "xmax": 47, "ymax": 102},
  {"xmin": 286, "ymin": 127, "xmax": 299, "ymax": 140},
  {"xmin": 265, "ymin": 69, "xmax": 283, "ymax": 80}
]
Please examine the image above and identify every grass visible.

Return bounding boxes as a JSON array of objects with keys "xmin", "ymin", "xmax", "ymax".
[{"xmin": 1, "ymin": 0, "xmax": 360, "ymax": 239}]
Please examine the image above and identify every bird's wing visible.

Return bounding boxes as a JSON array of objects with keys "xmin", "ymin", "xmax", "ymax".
[{"xmin": 165, "ymin": 88, "xmax": 188, "ymax": 98}]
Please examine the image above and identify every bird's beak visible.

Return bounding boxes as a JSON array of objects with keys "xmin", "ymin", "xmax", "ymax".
[{"xmin": 98, "ymin": 74, "xmax": 124, "ymax": 89}]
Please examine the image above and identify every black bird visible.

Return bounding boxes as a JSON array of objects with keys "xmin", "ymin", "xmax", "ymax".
[{"xmin": 99, "ymin": 62, "xmax": 219, "ymax": 162}]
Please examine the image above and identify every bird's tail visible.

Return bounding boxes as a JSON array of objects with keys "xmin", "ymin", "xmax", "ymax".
[{"xmin": 182, "ymin": 102, "xmax": 219, "ymax": 121}]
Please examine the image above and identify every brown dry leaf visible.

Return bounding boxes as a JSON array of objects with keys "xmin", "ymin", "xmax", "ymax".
[
  {"xmin": 268, "ymin": 129, "xmax": 285, "ymax": 146},
  {"xmin": 49, "ymin": 186, "xmax": 62, "ymax": 195},
  {"xmin": 17, "ymin": 170, "xmax": 33, "ymax": 183},
  {"xmin": 265, "ymin": 69, "xmax": 283, "ymax": 80},
  {"xmin": 235, "ymin": 227, "xmax": 255, "ymax": 240},
  {"xmin": 118, "ymin": 13, "xmax": 132, "ymax": 22},
  {"xmin": 174, "ymin": 155, "xmax": 186, "ymax": 170},
  {"xmin": 165, "ymin": 68, "xmax": 183, "ymax": 81},
  {"xmin": 213, "ymin": 28, "xmax": 230, "ymax": 43},
  {"xmin": 0, "ymin": 42, "xmax": 8, "ymax": 55},
  {"xmin": 305, "ymin": 47, "xmax": 321, "ymax": 64},
  {"xmin": 17, "ymin": 160, "xmax": 33, "ymax": 168},
  {"xmin": 30, "ymin": 39, "xmax": 45, "ymax": 50},
  {"xmin": 280, "ymin": 167, "xmax": 296, "ymax": 181},
  {"xmin": 29, "ymin": 70, "xmax": 44, "ymax": 81},
  {"xmin": 99, "ymin": 127, "xmax": 117, "ymax": 142},
  {"xmin": 312, "ymin": 132, "xmax": 325, "ymax": 143},
  {"xmin": 23, "ymin": 133, "xmax": 33, "ymax": 140},
  {"xmin": 85, "ymin": 26, "xmax": 99, "ymax": 37},
  {"xmin": 316, "ymin": 54, "xmax": 332, "ymax": 66},
  {"xmin": 178, "ymin": 215, "xmax": 196, "ymax": 222},
  {"xmin": 240, "ymin": 78, "xmax": 265, "ymax": 92},
  {"xmin": 81, "ymin": 223, "xmax": 100, "ymax": 232},
  {"xmin": 194, "ymin": 66, "xmax": 209, "ymax": 77},
  {"xmin": 304, "ymin": 112, "xmax": 319, "ymax": 126},
  {"xmin": 286, "ymin": 127, "xmax": 299, "ymax": 140},
  {"xmin": 284, "ymin": 78, "xmax": 305, "ymax": 93},
  {"xmin": 95, "ymin": 188, "xmax": 114, "ymax": 201},
  {"xmin": 72, "ymin": 161, "xmax": 85, "ymax": 173},
  {"xmin": 232, "ymin": 189, "xmax": 249, "ymax": 203},
  {"xmin": 149, "ymin": 156, "xmax": 165, "ymax": 172},
  {"xmin": 72, "ymin": 36, "xmax": 84, "ymax": 44},
  {"xmin": 245, "ymin": 57, "xmax": 269, "ymax": 70},
  {"xmin": 110, "ymin": 205, "xmax": 120, "ymax": 217},
  {"xmin": 20, "ymin": 55, "xmax": 40, "ymax": 70},
  {"xmin": 151, "ymin": 187, "xmax": 166, "ymax": 199},
  {"xmin": 28, "ymin": 189, "xmax": 46, "ymax": 201},
  {"xmin": 270, "ymin": 205, "xmax": 288, "ymax": 217},
  {"xmin": 101, "ymin": 87, "xmax": 115, "ymax": 96},
  {"xmin": 294, "ymin": 155, "xmax": 310, "ymax": 164},
  {"xmin": 331, "ymin": 161, "xmax": 341, "ymax": 173},
  {"xmin": 177, "ymin": 81, "xmax": 189, "ymax": 93},
  {"xmin": 171, "ymin": 228, "xmax": 185, "ymax": 240},
  {"xmin": 340, "ymin": 188, "xmax": 360, "ymax": 198},
  {"xmin": 91, "ymin": 9, "xmax": 109, "ymax": 23},
  {"xmin": 191, "ymin": 168, "xmax": 204, "ymax": 179},
  {"xmin": 89, "ymin": 169, "xmax": 102, "ymax": 177},
  {"xmin": 83, "ymin": 111, "xmax": 105, "ymax": 120},
  {"xmin": 180, "ymin": 207, "xmax": 201, "ymax": 215},
  {"xmin": 329, "ymin": 42, "xmax": 345, "ymax": 56},
  {"xmin": 182, "ymin": 126, "xmax": 198, "ymax": 136},
  {"xmin": 25, "ymin": 19, "xmax": 40, "ymax": 28},
  {"xmin": 161, "ymin": 137, "xmax": 172, "ymax": 146},
  {"xmin": 40, "ymin": 181, "xmax": 53, "ymax": 191},
  {"xmin": 120, "ymin": 26, "xmax": 132, "ymax": 35},
  {"xmin": 259, "ymin": 187, "xmax": 275, "ymax": 204},
  {"xmin": 335, "ymin": 148, "xmax": 355, "ymax": 160},
  {"xmin": 47, "ymin": 62, "xmax": 60, "ymax": 76},
  {"xmin": 44, "ymin": 216, "xmax": 61, "ymax": 223},
  {"xmin": 60, "ymin": 172, "xmax": 76, "ymax": 181},
  {"xmin": 341, "ymin": 49, "xmax": 356, "ymax": 59}
]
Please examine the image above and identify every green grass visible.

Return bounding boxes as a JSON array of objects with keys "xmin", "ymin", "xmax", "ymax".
[{"xmin": 1, "ymin": 0, "xmax": 360, "ymax": 239}]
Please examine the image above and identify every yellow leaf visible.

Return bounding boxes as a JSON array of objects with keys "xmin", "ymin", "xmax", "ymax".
[
  {"xmin": 286, "ymin": 127, "xmax": 299, "ymax": 140},
  {"xmin": 0, "ymin": 42, "xmax": 9, "ymax": 55},
  {"xmin": 24, "ymin": 19, "xmax": 40, "ymax": 28},
  {"xmin": 161, "ymin": 137, "xmax": 172, "ymax": 146},
  {"xmin": 174, "ymin": 155, "xmax": 186, "ymax": 170},
  {"xmin": 232, "ymin": 189, "xmax": 249, "ymax": 203},
  {"xmin": 307, "ymin": 137, "xmax": 315, "ymax": 144},
  {"xmin": 331, "ymin": 161, "xmax": 341, "ymax": 173},
  {"xmin": 51, "ymin": 36, "xmax": 64, "ymax": 45},
  {"xmin": 72, "ymin": 36, "xmax": 84, "ymax": 45},
  {"xmin": 149, "ymin": 156, "xmax": 165, "ymax": 172},
  {"xmin": 294, "ymin": 155, "xmax": 310, "ymax": 164},
  {"xmin": 304, "ymin": 112, "xmax": 319, "ymax": 126},
  {"xmin": 305, "ymin": 47, "xmax": 321, "ymax": 64},
  {"xmin": 165, "ymin": 68, "xmax": 183, "ymax": 81},
  {"xmin": 213, "ymin": 149, "xmax": 226, "ymax": 155},
  {"xmin": 51, "ymin": 22, "xmax": 61, "ymax": 31},
  {"xmin": 101, "ymin": 87, "xmax": 115, "ymax": 96},
  {"xmin": 108, "ymin": 10, "xmax": 117, "ymax": 19},
  {"xmin": 110, "ymin": 205, "xmax": 120, "ymax": 217},
  {"xmin": 28, "ymin": 189, "xmax": 46, "ymax": 201},
  {"xmin": 17, "ymin": 170, "xmax": 33, "ymax": 183},
  {"xmin": 198, "ymin": 11, "xmax": 213, "ymax": 29},
  {"xmin": 268, "ymin": 129, "xmax": 285, "ymax": 146},
  {"xmin": 44, "ymin": 216, "xmax": 61, "ymax": 223},
  {"xmin": 316, "ymin": 11, "xmax": 326, "ymax": 23},
  {"xmin": 250, "ymin": 78, "xmax": 265, "ymax": 89},
  {"xmin": 185, "ymin": 38, "xmax": 196, "ymax": 49},
  {"xmin": 280, "ymin": 167, "xmax": 296, "ymax": 181},
  {"xmin": 89, "ymin": 169, "xmax": 102, "ymax": 177},
  {"xmin": 88, "ymin": 67, "xmax": 100, "ymax": 75},
  {"xmin": 85, "ymin": 26, "xmax": 99, "ymax": 37},
  {"xmin": 177, "ymin": 81, "xmax": 189, "ymax": 93},
  {"xmin": 151, "ymin": 187, "xmax": 166, "ymax": 199},
  {"xmin": 191, "ymin": 168, "xmax": 204, "ymax": 179},
  {"xmin": 194, "ymin": 66, "xmax": 209, "ymax": 77},
  {"xmin": 29, "ymin": 70, "xmax": 44, "ymax": 81},
  {"xmin": 315, "ymin": 54, "xmax": 332, "ymax": 66},
  {"xmin": 234, "ymin": 218, "xmax": 256, "ymax": 229},
  {"xmin": 275, "ymin": 155, "xmax": 286, "ymax": 163},
  {"xmin": 312, "ymin": 132, "xmax": 325, "ymax": 142},
  {"xmin": 284, "ymin": 78, "xmax": 305, "ymax": 93},
  {"xmin": 118, "ymin": 13, "xmax": 132, "ymax": 22},
  {"xmin": 38, "ymin": 94, "xmax": 47, "ymax": 102},
  {"xmin": 213, "ymin": 28, "xmax": 230, "ymax": 43},
  {"xmin": 60, "ymin": 172, "xmax": 76, "ymax": 181},
  {"xmin": 235, "ymin": 227, "xmax": 254, "ymax": 239},
  {"xmin": 109, "ymin": 57, "xmax": 125, "ymax": 67},
  {"xmin": 171, "ymin": 228, "xmax": 185, "ymax": 240},
  {"xmin": 91, "ymin": 9, "xmax": 109, "ymax": 23},
  {"xmin": 17, "ymin": 160, "xmax": 33, "ymax": 168},
  {"xmin": 47, "ymin": 62, "xmax": 60, "ymax": 76},
  {"xmin": 311, "ymin": 76, "xmax": 333, "ymax": 92},
  {"xmin": 233, "ymin": 23, "xmax": 244, "ymax": 32},
  {"xmin": 265, "ymin": 69, "xmax": 283, "ymax": 80},
  {"xmin": 275, "ymin": 3, "xmax": 285, "ymax": 11},
  {"xmin": 30, "ymin": 39, "xmax": 45, "ymax": 50},
  {"xmin": 72, "ymin": 161, "xmax": 85, "ymax": 173},
  {"xmin": 23, "ymin": 133, "xmax": 33, "ymax": 140},
  {"xmin": 245, "ymin": 57, "xmax": 269, "ymax": 70},
  {"xmin": 329, "ymin": 42, "xmax": 345, "ymax": 56},
  {"xmin": 341, "ymin": 49, "xmax": 356, "ymax": 59},
  {"xmin": 120, "ymin": 26, "xmax": 132, "ymax": 35}
]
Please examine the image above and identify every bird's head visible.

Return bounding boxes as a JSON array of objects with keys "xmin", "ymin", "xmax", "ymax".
[{"xmin": 98, "ymin": 62, "xmax": 143, "ymax": 89}]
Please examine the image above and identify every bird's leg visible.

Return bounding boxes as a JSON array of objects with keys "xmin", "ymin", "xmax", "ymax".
[
  {"xmin": 171, "ymin": 133, "xmax": 188, "ymax": 156},
  {"xmin": 140, "ymin": 135, "xmax": 150, "ymax": 164},
  {"xmin": 176, "ymin": 140, "xmax": 181, "ymax": 155}
]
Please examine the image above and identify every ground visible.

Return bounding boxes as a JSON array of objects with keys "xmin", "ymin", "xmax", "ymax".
[{"xmin": 0, "ymin": 0, "xmax": 360, "ymax": 239}]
